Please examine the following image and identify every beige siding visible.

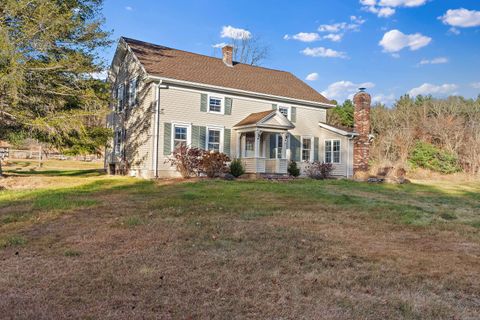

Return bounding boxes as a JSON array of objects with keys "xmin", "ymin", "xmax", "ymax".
[
  {"xmin": 107, "ymin": 48, "xmax": 155, "ymax": 178},
  {"xmin": 318, "ymin": 128, "xmax": 354, "ymax": 177},
  {"xmin": 155, "ymin": 85, "xmax": 348, "ymax": 178}
]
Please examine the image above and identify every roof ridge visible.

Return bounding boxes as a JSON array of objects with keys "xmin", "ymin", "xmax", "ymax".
[{"xmin": 121, "ymin": 36, "xmax": 291, "ymax": 75}]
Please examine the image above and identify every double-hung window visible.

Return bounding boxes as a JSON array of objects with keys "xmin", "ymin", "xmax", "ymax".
[
  {"xmin": 207, "ymin": 127, "xmax": 223, "ymax": 152},
  {"xmin": 278, "ymin": 106, "xmax": 290, "ymax": 120},
  {"xmin": 325, "ymin": 140, "xmax": 341, "ymax": 164},
  {"xmin": 276, "ymin": 134, "xmax": 283, "ymax": 159},
  {"xmin": 302, "ymin": 137, "xmax": 312, "ymax": 162},
  {"xmin": 117, "ymin": 84, "xmax": 125, "ymax": 112},
  {"xmin": 128, "ymin": 78, "xmax": 137, "ymax": 107},
  {"xmin": 173, "ymin": 126, "xmax": 188, "ymax": 150},
  {"xmin": 209, "ymin": 96, "xmax": 223, "ymax": 113},
  {"xmin": 114, "ymin": 129, "xmax": 122, "ymax": 154}
]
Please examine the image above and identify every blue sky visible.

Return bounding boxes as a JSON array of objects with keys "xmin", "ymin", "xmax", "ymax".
[{"xmin": 102, "ymin": 0, "xmax": 480, "ymax": 105}]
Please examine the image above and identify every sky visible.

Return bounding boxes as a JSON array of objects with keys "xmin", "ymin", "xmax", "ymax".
[{"xmin": 102, "ymin": 0, "xmax": 480, "ymax": 105}]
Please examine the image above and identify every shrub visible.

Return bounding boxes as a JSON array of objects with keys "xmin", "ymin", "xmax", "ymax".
[
  {"xmin": 165, "ymin": 145, "xmax": 204, "ymax": 178},
  {"xmin": 200, "ymin": 151, "xmax": 230, "ymax": 178},
  {"xmin": 408, "ymin": 141, "xmax": 461, "ymax": 174},
  {"xmin": 306, "ymin": 161, "xmax": 333, "ymax": 180},
  {"xmin": 287, "ymin": 160, "xmax": 300, "ymax": 177},
  {"xmin": 229, "ymin": 158, "xmax": 245, "ymax": 177}
]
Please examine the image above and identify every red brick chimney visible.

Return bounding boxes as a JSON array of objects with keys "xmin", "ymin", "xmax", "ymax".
[
  {"xmin": 222, "ymin": 45, "xmax": 233, "ymax": 67},
  {"xmin": 353, "ymin": 88, "xmax": 371, "ymax": 174}
]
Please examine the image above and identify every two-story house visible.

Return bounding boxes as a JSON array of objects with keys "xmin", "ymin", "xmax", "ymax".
[{"xmin": 106, "ymin": 37, "xmax": 371, "ymax": 179}]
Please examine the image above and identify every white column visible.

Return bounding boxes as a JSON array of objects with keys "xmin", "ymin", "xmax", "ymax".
[
  {"xmin": 281, "ymin": 132, "xmax": 287, "ymax": 159},
  {"xmin": 236, "ymin": 132, "xmax": 241, "ymax": 158},
  {"xmin": 254, "ymin": 130, "xmax": 260, "ymax": 158}
]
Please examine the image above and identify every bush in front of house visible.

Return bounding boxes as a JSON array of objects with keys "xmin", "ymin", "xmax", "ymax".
[
  {"xmin": 306, "ymin": 161, "xmax": 333, "ymax": 179},
  {"xmin": 287, "ymin": 160, "xmax": 300, "ymax": 177},
  {"xmin": 408, "ymin": 141, "xmax": 461, "ymax": 174},
  {"xmin": 229, "ymin": 158, "xmax": 245, "ymax": 177},
  {"xmin": 164, "ymin": 145, "xmax": 204, "ymax": 178},
  {"xmin": 201, "ymin": 151, "xmax": 230, "ymax": 178}
]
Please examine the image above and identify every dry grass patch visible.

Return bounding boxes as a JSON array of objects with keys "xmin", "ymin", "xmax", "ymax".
[{"xmin": 0, "ymin": 166, "xmax": 479, "ymax": 319}]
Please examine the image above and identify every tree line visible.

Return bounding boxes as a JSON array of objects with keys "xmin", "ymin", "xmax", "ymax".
[{"xmin": 329, "ymin": 95, "xmax": 480, "ymax": 176}]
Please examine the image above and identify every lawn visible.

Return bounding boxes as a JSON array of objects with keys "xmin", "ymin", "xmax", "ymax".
[{"xmin": 0, "ymin": 160, "xmax": 479, "ymax": 319}]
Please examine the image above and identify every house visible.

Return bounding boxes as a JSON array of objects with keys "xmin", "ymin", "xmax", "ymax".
[{"xmin": 106, "ymin": 37, "xmax": 371, "ymax": 178}]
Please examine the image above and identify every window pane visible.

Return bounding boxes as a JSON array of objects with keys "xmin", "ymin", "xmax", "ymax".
[
  {"xmin": 208, "ymin": 129, "xmax": 221, "ymax": 151},
  {"xmin": 279, "ymin": 107, "xmax": 289, "ymax": 118},
  {"xmin": 209, "ymin": 97, "xmax": 222, "ymax": 112},
  {"xmin": 333, "ymin": 152, "xmax": 340, "ymax": 163},
  {"xmin": 245, "ymin": 133, "xmax": 255, "ymax": 151},
  {"xmin": 302, "ymin": 150, "xmax": 310, "ymax": 161},
  {"xmin": 175, "ymin": 127, "xmax": 187, "ymax": 140},
  {"xmin": 302, "ymin": 138, "xmax": 311, "ymax": 150},
  {"xmin": 333, "ymin": 140, "xmax": 340, "ymax": 152},
  {"xmin": 325, "ymin": 151, "xmax": 332, "ymax": 163},
  {"xmin": 302, "ymin": 138, "xmax": 311, "ymax": 161},
  {"xmin": 174, "ymin": 140, "xmax": 186, "ymax": 149}
]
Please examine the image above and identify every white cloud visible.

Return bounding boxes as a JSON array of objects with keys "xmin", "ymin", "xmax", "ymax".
[
  {"xmin": 439, "ymin": 8, "xmax": 480, "ymax": 28},
  {"xmin": 125, "ymin": 6, "xmax": 133, "ymax": 11},
  {"xmin": 372, "ymin": 93, "xmax": 396, "ymax": 106},
  {"xmin": 360, "ymin": 0, "xmax": 427, "ymax": 18},
  {"xmin": 305, "ymin": 73, "xmax": 319, "ymax": 81},
  {"xmin": 301, "ymin": 47, "xmax": 348, "ymax": 59},
  {"xmin": 448, "ymin": 27, "xmax": 461, "ymax": 35},
  {"xmin": 212, "ymin": 42, "xmax": 228, "ymax": 48},
  {"xmin": 419, "ymin": 57, "xmax": 449, "ymax": 65},
  {"xmin": 409, "ymin": 83, "xmax": 458, "ymax": 97},
  {"xmin": 379, "ymin": 29, "xmax": 431, "ymax": 53},
  {"xmin": 221, "ymin": 25, "xmax": 251, "ymax": 40},
  {"xmin": 321, "ymin": 81, "xmax": 375, "ymax": 101},
  {"xmin": 323, "ymin": 33, "xmax": 343, "ymax": 42},
  {"xmin": 284, "ymin": 32, "xmax": 321, "ymax": 42},
  {"xmin": 88, "ymin": 71, "xmax": 107, "ymax": 80},
  {"xmin": 471, "ymin": 82, "xmax": 480, "ymax": 89}
]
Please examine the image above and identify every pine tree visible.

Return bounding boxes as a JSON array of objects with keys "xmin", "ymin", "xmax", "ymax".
[{"xmin": 0, "ymin": 0, "xmax": 112, "ymax": 176}]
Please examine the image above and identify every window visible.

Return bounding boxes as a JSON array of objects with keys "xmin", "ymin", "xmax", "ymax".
[
  {"xmin": 302, "ymin": 137, "xmax": 312, "ymax": 162},
  {"xmin": 114, "ymin": 129, "xmax": 122, "ymax": 154},
  {"xmin": 245, "ymin": 132, "xmax": 255, "ymax": 157},
  {"xmin": 325, "ymin": 139, "xmax": 341, "ymax": 164},
  {"xmin": 128, "ymin": 78, "xmax": 137, "ymax": 106},
  {"xmin": 209, "ymin": 96, "xmax": 223, "ymax": 113},
  {"xmin": 174, "ymin": 126, "xmax": 188, "ymax": 150},
  {"xmin": 117, "ymin": 84, "xmax": 124, "ymax": 112},
  {"xmin": 276, "ymin": 134, "xmax": 283, "ymax": 159},
  {"xmin": 207, "ymin": 128, "xmax": 221, "ymax": 152},
  {"xmin": 278, "ymin": 106, "xmax": 290, "ymax": 120}
]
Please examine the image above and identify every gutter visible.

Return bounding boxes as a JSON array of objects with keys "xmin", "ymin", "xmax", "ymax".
[
  {"xmin": 146, "ymin": 75, "xmax": 336, "ymax": 109},
  {"xmin": 152, "ymin": 80, "xmax": 162, "ymax": 178}
]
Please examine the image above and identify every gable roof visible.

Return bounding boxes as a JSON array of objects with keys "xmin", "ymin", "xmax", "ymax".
[
  {"xmin": 318, "ymin": 122, "xmax": 358, "ymax": 136},
  {"xmin": 234, "ymin": 110, "xmax": 295, "ymax": 130},
  {"xmin": 122, "ymin": 37, "xmax": 333, "ymax": 106}
]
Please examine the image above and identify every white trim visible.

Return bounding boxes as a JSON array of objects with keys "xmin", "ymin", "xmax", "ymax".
[
  {"xmin": 207, "ymin": 95, "xmax": 225, "ymax": 114},
  {"xmin": 171, "ymin": 121, "xmax": 192, "ymax": 152},
  {"xmin": 318, "ymin": 122, "xmax": 357, "ymax": 137},
  {"xmin": 301, "ymin": 135, "xmax": 314, "ymax": 162},
  {"xmin": 206, "ymin": 125, "xmax": 225, "ymax": 152},
  {"xmin": 324, "ymin": 139, "xmax": 341, "ymax": 164},
  {"xmin": 147, "ymin": 75, "xmax": 336, "ymax": 108}
]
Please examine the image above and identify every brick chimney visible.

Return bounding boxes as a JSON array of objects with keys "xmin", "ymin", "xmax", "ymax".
[
  {"xmin": 353, "ymin": 88, "xmax": 371, "ymax": 174},
  {"xmin": 222, "ymin": 45, "xmax": 233, "ymax": 67}
]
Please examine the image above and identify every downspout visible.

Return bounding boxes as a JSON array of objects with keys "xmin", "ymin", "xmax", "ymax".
[
  {"xmin": 152, "ymin": 80, "xmax": 162, "ymax": 178},
  {"xmin": 346, "ymin": 134, "xmax": 355, "ymax": 179}
]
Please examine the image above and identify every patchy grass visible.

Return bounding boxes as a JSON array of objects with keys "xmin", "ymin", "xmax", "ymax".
[{"xmin": 0, "ymin": 162, "xmax": 479, "ymax": 319}]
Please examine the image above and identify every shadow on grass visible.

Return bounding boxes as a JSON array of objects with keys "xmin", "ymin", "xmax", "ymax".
[
  {"xmin": 0, "ymin": 178, "xmax": 154, "ymax": 227},
  {"xmin": 5, "ymin": 169, "xmax": 104, "ymax": 177}
]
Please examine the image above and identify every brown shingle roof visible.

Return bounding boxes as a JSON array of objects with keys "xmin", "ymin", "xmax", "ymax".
[
  {"xmin": 234, "ymin": 110, "xmax": 275, "ymax": 127},
  {"xmin": 123, "ymin": 37, "xmax": 332, "ymax": 105}
]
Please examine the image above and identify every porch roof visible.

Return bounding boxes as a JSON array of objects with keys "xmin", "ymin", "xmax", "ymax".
[{"xmin": 233, "ymin": 110, "xmax": 295, "ymax": 131}]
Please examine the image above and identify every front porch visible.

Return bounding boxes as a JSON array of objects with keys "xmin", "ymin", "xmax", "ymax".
[{"xmin": 234, "ymin": 110, "xmax": 294, "ymax": 175}]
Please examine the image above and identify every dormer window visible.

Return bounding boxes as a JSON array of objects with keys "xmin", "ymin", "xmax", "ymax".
[{"xmin": 208, "ymin": 96, "xmax": 224, "ymax": 114}]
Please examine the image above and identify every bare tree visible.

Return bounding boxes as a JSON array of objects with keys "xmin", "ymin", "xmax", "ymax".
[{"xmin": 214, "ymin": 34, "xmax": 270, "ymax": 66}]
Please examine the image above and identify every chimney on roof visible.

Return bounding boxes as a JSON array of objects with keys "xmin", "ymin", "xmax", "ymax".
[
  {"xmin": 353, "ymin": 88, "xmax": 371, "ymax": 174},
  {"xmin": 222, "ymin": 45, "xmax": 233, "ymax": 67}
]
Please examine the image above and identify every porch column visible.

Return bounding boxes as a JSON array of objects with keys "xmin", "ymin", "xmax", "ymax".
[
  {"xmin": 254, "ymin": 129, "xmax": 261, "ymax": 158},
  {"xmin": 281, "ymin": 132, "xmax": 287, "ymax": 159},
  {"xmin": 236, "ymin": 132, "xmax": 242, "ymax": 158}
]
